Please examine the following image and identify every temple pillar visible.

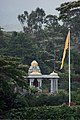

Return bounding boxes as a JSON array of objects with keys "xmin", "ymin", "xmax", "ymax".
[
  {"xmin": 55, "ymin": 79, "xmax": 58, "ymax": 93},
  {"xmin": 37, "ymin": 79, "xmax": 42, "ymax": 88},
  {"xmin": 54, "ymin": 79, "xmax": 56, "ymax": 93},
  {"xmin": 29, "ymin": 79, "xmax": 34, "ymax": 86},
  {"xmin": 50, "ymin": 79, "xmax": 54, "ymax": 93},
  {"xmin": 50, "ymin": 79, "xmax": 58, "ymax": 93}
]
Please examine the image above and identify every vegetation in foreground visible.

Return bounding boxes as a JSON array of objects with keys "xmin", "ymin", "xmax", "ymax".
[{"xmin": 3, "ymin": 105, "xmax": 80, "ymax": 120}]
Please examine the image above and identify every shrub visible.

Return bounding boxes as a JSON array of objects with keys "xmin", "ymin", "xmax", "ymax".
[
  {"xmin": 29, "ymin": 86, "xmax": 38, "ymax": 94},
  {"xmin": 3, "ymin": 106, "xmax": 80, "ymax": 120},
  {"xmin": 21, "ymin": 91, "xmax": 69, "ymax": 107}
]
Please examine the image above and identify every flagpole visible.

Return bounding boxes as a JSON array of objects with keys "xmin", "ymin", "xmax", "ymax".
[
  {"xmin": 69, "ymin": 28, "xmax": 71, "ymax": 106},
  {"xmin": 60, "ymin": 28, "xmax": 71, "ymax": 106}
]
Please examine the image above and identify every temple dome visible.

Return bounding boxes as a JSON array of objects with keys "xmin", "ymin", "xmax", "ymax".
[
  {"xmin": 31, "ymin": 60, "xmax": 38, "ymax": 66},
  {"xmin": 50, "ymin": 71, "xmax": 58, "ymax": 76},
  {"xmin": 28, "ymin": 60, "xmax": 42, "ymax": 75},
  {"xmin": 30, "ymin": 71, "xmax": 42, "ymax": 75}
]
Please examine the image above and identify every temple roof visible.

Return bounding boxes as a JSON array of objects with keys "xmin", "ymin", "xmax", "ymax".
[
  {"xmin": 30, "ymin": 71, "xmax": 42, "ymax": 75},
  {"xmin": 31, "ymin": 60, "xmax": 38, "ymax": 66},
  {"xmin": 28, "ymin": 60, "xmax": 59, "ymax": 78},
  {"xmin": 28, "ymin": 60, "xmax": 42, "ymax": 75},
  {"xmin": 50, "ymin": 71, "xmax": 58, "ymax": 76},
  {"xmin": 28, "ymin": 74, "xmax": 59, "ymax": 79}
]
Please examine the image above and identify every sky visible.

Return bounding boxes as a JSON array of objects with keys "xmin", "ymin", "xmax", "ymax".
[{"xmin": 0, "ymin": 0, "xmax": 74, "ymax": 31}]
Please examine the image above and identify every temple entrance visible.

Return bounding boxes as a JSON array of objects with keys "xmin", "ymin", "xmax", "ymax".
[{"xmin": 33, "ymin": 79, "xmax": 38, "ymax": 87}]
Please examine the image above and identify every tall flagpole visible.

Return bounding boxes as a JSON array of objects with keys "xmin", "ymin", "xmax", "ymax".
[
  {"xmin": 60, "ymin": 28, "xmax": 71, "ymax": 106},
  {"xmin": 69, "ymin": 28, "xmax": 71, "ymax": 106}
]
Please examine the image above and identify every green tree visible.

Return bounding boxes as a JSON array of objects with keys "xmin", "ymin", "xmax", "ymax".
[
  {"xmin": 56, "ymin": 0, "xmax": 80, "ymax": 72},
  {"xmin": 18, "ymin": 7, "xmax": 46, "ymax": 33},
  {"xmin": 0, "ymin": 55, "xmax": 28, "ymax": 114},
  {"xmin": 0, "ymin": 55, "xmax": 28, "ymax": 90},
  {"xmin": 56, "ymin": 0, "xmax": 80, "ymax": 39},
  {"xmin": 0, "ymin": 27, "xmax": 7, "ymax": 49}
]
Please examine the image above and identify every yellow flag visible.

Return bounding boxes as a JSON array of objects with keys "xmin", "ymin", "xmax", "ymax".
[{"xmin": 60, "ymin": 30, "xmax": 70, "ymax": 69}]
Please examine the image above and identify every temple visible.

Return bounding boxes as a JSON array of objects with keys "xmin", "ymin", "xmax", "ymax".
[{"xmin": 27, "ymin": 60, "xmax": 59, "ymax": 93}]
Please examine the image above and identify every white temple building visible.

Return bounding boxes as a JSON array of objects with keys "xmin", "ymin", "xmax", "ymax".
[{"xmin": 27, "ymin": 60, "xmax": 59, "ymax": 93}]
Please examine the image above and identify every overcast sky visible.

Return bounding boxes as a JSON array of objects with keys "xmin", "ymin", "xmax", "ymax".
[{"xmin": 0, "ymin": 0, "xmax": 74, "ymax": 31}]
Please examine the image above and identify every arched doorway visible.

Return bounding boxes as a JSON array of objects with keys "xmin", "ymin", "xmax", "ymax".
[{"xmin": 33, "ymin": 79, "xmax": 38, "ymax": 87}]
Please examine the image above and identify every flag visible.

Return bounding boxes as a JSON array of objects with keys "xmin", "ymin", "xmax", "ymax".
[{"xmin": 60, "ymin": 30, "xmax": 70, "ymax": 69}]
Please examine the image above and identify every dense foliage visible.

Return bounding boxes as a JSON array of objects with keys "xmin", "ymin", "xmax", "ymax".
[
  {"xmin": 3, "ymin": 106, "xmax": 80, "ymax": 120},
  {"xmin": 0, "ymin": 55, "xmax": 28, "ymax": 117}
]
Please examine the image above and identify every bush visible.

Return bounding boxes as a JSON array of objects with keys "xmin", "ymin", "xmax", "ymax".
[
  {"xmin": 25, "ymin": 92, "xmax": 69, "ymax": 107},
  {"xmin": 29, "ymin": 86, "xmax": 38, "ymax": 94},
  {"xmin": 3, "ymin": 106, "xmax": 80, "ymax": 119}
]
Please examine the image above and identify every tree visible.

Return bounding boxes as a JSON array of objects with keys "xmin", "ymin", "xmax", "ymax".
[
  {"xmin": 0, "ymin": 55, "xmax": 28, "ymax": 114},
  {"xmin": 0, "ymin": 55, "xmax": 28, "ymax": 89},
  {"xmin": 56, "ymin": 0, "xmax": 80, "ymax": 72},
  {"xmin": 0, "ymin": 27, "xmax": 7, "ymax": 48},
  {"xmin": 56, "ymin": 0, "xmax": 80, "ymax": 39},
  {"xmin": 18, "ymin": 7, "xmax": 46, "ymax": 33}
]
